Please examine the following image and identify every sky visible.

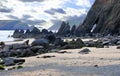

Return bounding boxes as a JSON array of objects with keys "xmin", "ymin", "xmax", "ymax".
[{"xmin": 0, "ymin": 0, "xmax": 95, "ymax": 29}]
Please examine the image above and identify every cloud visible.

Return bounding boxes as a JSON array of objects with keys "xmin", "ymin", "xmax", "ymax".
[
  {"xmin": 76, "ymin": 0, "xmax": 91, "ymax": 7},
  {"xmin": 19, "ymin": 0, "xmax": 47, "ymax": 2},
  {"xmin": 0, "ymin": 8, "xmax": 12, "ymax": 13},
  {"xmin": 49, "ymin": 14, "xmax": 86, "ymax": 30},
  {"xmin": 45, "ymin": 8, "xmax": 66, "ymax": 15},
  {"xmin": 0, "ymin": 3, "xmax": 12, "ymax": 13},
  {"xmin": 0, "ymin": 0, "xmax": 95, "ymax": 29},
  {"xmin": 22, "ymin": 15, "xmax": 33, "ymax": 20},
  {"xmin": 6, "ymin": 15, "xmax": 19, "ymax": 19}
]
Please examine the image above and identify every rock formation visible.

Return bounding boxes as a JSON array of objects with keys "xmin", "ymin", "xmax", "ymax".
[
  {"xmin": 70, "ymin": 25, "xmax": 76, "ymax": 36},
  {"xmin": 76, "ymin": 0, "xmax": 120, "ymax": 36},
  {"xmin": 12, "ymin": 29, "xmax": 24, "ymax": 38},
  {"xmin": 57, "ymin": 21, "xmax": 70, "ymax": 36}
]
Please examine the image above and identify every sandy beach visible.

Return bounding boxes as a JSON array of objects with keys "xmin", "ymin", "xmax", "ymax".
[{"xmin": 0, "ymin": 45, "xmax": 120, "ymax": 76}]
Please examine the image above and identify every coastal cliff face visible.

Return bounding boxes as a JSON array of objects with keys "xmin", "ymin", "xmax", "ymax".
[{"xmin": 76, "ymin": 0, "xmax": 120, "ymax": 35}]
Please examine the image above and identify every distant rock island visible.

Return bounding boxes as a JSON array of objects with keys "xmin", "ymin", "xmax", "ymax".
[{"xmin": 0, "ymin": 20, "xmax": 34, "ymax": 30}]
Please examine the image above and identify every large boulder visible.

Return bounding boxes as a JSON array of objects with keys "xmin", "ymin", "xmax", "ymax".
[
  {"xmin": 54, "ymin": 38, "xmax": 63, "ymax": 46},
  {"xmin": 2, "ymin": 57, "xmax": 25, "ymax": 66},
  {"xmin": 117, "ymin": 45, "xmax": 120, "ymax": 49},
  {"xmin": 10, "ymin": 44, "xmax": 30, "ymax": 50},
  {"xmin": 31, "ymin": 39, "xmax": 49, "ymax": 48},
  {"xmin": 45, "ymin": 34, "xmax": 56, "ymax": 43},
  {"xmin": 62, "ymin": 38, "xmax": 85, "ymax": 49},
  {"xmin": 31, "ymin": 46, "xmax": 44, "ymax": 52}
]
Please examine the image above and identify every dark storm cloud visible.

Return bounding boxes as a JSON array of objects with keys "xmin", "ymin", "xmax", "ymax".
[
  {"xmin": 19, "ymin": 0, "xmax": 46, "ymax": 2},
  {"xmin": 0, "ymin": 8, "xmax": 11, "ymax": 13},
  {"xmin": 6, "ymin": 15, "xmax": 19, "ymax": 19},
  {"xmin": 22, "ymin": 15, "xmax": 33, "ymax": 19},
  {"xmin": 0, "ymin": 3, "xmax": 12, "ymax": 13},
  {"xmin": 45, "ymin": 8, "xmax": 66, "ymax": 15},
  {"xmin": 0, "ymin": 7, "xmax": 12, "ymax": 13}
]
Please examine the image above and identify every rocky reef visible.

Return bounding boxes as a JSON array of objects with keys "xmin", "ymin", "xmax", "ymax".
[
  {"xmin": 12, "ymin": 27, "xmax": 53, "ymax": 38},
  {"xmin": 76, "ymin": 0, "xmax": 120, "ymax": 36}
]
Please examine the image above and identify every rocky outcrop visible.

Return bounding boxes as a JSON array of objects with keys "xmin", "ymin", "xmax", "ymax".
[
  {"xmin": 76, "ymin": 0, "xmax": 120, "ymax": 36},
  {"xmin": 57, "ymin": 21, "xmax": 70, "ymax": 36},
  {"xmin": 12, "ymin": 29, "xmax": 24, "ymax": 38},
  {"xmin": 12, "ymin": 27, "xmax": 53, "ymax": 38},
  {"xmin": 70, "ymin": 25, "xmax": 76, "ymax": 36}
]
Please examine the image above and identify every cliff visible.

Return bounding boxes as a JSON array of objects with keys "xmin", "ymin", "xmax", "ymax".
[{"xmin": 76, "ymin": 0, "xmax": 120, "ymax": 35}]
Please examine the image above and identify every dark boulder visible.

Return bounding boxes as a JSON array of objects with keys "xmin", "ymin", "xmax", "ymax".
[
  {"xmin": 31, "ymin": 38, "xmax": 49, "ymax": 48},
  {"xmin": 45, "ymin": 34, "xmax": 56, "ymax": 43},
  {"xmin": 31, "ymin": 46, "xmax": 44, "ymax": 52},
  {"xmin": 10, "ymin": 44, "xmax": 30, "ymax": 50},
  {"xmin": 117, "ymin": 45, "xmax": 120, "ymax": 49},
  {"xmin": 2, "ymin": 57, "xmax": 25, "ymax": 66},
  {"xmin": 76, "ymin": 38, "xmax": 85, "ymax": 48},
  {"xmin": 79, "ymin": 48, "xmax": 91, "ymax": 54}
]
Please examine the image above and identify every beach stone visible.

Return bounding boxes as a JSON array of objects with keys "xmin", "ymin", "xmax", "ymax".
[
  {"xmin": 75, "ymin": 38, "xmax": 85, "ymax": 48},
  {"xmin": 116, "ymin": 41, "xmax": 120, "ymax": 45},
  {"xmin": 102, "ymin": 40, "xmax": 110, "ymax": 45},
  {"xmin": 20, "ymin": 49, "xmax": 34, "ymax": 57},
  {"xmin": 0, "ymin": 42, "xmax": 5, "ymax": 49},
  {"xmin": 24, "ymin": 40, "xmax": 29, "ymax": 45},
  {"xmin": 31, "ymin": 38, "xmax": 49, "ymax": 48},
  {"xmin": 79, "ymin": 48, "xmax": 91, "ymax": 54},
  {"xmin": 45, "ymin": 34, "xmax": 56, "ymax": 43},
  {"xmin": 2, "ymin": 45, "xmax": 10, "ymax": 51},
  {"xmin": 31, "ymin": 46, "xmax": 44, "ymax": 52},
  {"xmin": 0, "ymin": 51, "xmax": 10, "ymax": 58},
  {"xmin": 117, "ymin": 45, "xmax": 120, "ymax": 49},
  {"xmin": 54, "ymin": 38, "xmax": 62, "ymax": 46},
  {"xmin": 86, "ymin": 40, "xmax": 95, "ymax": 47},
  {"xmin": 11, "ymin": 44, "xmax": 30, "ymax": 50},
  {"xmin": 2, "ymin": 57, "xmax": 25, "ymax": 66}
]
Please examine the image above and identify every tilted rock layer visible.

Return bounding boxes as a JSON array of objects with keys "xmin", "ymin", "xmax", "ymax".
[{"xmin": 76, "ymin": 0, "xmax": 120, "ymax": 35}]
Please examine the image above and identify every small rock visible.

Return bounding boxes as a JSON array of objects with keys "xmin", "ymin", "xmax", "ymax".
[
  {"xmin": 79, "ymin": 48, "xmax": 91, "ymax": 54},
  {"xmin": 31, "ymin": 38, "xmax": 49, "ymax": 48},
  {"xmin": 94, "ymin": 65, "xmax": 99, "ymax": 68},
  {"xmin": 117, "ymin": 45, "xmax": 120, "ymax": 49},
  {"xmin": 41, "ymin": 55, "xmax": 55, "ymax": 58},
  {"xmin": 2, "ymin": 57, "xmax": 25, "ymax": 66}
]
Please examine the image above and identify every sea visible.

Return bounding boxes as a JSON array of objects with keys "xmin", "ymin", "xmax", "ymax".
[{"xmin": 0, "ymin": 30, "xmax": 14, "ymax": 42}]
